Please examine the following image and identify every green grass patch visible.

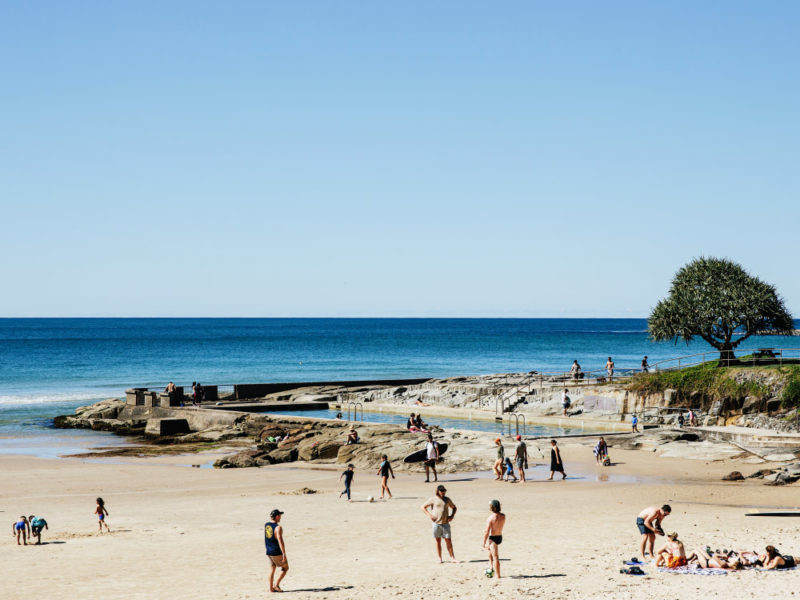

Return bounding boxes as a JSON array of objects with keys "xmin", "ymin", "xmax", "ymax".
[
  {"xmin": 780, "ymin": 366, "xmax": 800, "ymax": 409},
  {"xmin": 627, "ymin": 363, "xmax": 770, "ymax": 402}
]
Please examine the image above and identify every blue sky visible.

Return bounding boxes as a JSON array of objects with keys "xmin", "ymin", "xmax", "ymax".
[{"xmin": 1, "ymin": 2, "xmax": 798, "ymax": 317}]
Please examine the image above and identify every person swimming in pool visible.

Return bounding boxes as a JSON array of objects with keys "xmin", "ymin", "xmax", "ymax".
[
  {"xmin": 12, "ymin": 516, "xmax": 30, "ymax": 545},
  {"xmin": 482, "ymin": 500, "xmax": 506, "ymax": 578}
]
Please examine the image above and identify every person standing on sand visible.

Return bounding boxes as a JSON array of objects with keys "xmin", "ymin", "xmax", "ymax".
[
  {"xmin": 562, "ymin": 389, "xmax": 571, "ymax": 416},
  {"xmin": 339, "ymin": 464, "xmax": 355, "ymax": 501},
  {"xmin": 95, "ymin": 497, "xmax": 110, "ymax": 533},
  {"xmin": 547, "ymin": 440, "xmax": 566, "ymax": 480},
  {"xmin": 606, "ymin": 357, "xmax": 615, "ymax": 381},
  {"xmin": 29, "ymin": 515, "xmax": 48, "ymax": 544},
  {"xmin": 13, "ymin": 515, "xmax": 30, "ymax": 545},
  {"xmin": 377, "ymin": 454, "xmax": 395, "ymax": 499},
  {"xmin": 483, "ymin": 500, "xmax": 506, "ymax": 579},
  {"xmin": 424, "ymin": 434, "xmax": 439, "ymax": 482},
  {"xmin": 514, "ymin": 435, "xmax": 528, "ymax": 482},
  {"xmin": 631, "ymin": 413, "xmax": 639, "ymax": 432},
  {"xmin": 264, "ymin": 509, "xmax": 288, "ymax": 593},
  {"xmin": 422, "ymin": 484, "xmax": 458, "ymax": 563},
  {"xmin": 636, "ymin": 504, "xmax": 671, "ymax": 561},
  {"xmin": 493, "ymin": 439, "xmax": 505, "ymax": 480}
]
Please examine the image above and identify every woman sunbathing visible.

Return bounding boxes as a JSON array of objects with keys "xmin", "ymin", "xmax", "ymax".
[
  {"xmin": 686, "ymin": 548, "xmax": 743, "ymax": 570},
  {"xmin": 761, "ymin": 545, "xmax": 796, "ymax": 570},
  {"xmin": 655, "ymin": 532, "xmax": 687, "ymax": 568}
]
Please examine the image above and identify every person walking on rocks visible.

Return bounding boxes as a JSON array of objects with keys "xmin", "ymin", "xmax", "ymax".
[
  {"xmin": 631, "ymin": 413, "xmax": 639, "ymax": 433},
  {"xmin": 483, "ymin": 500, "xmax": 506, "ymax": 579},
  {"xmin": 422, "ymin": 484, "xmax": 458, "ymax": 563},
  {"xmin": 377, "ymin": 454, "xmax": 395, "ymax": 499},
  {"xmin": 547, "ymin": 440, "xmax": 566, "ymax": 480},
  {"xmin": 493, "ymin": 439, "xmax": 505, "ymax": 480},
  {"xmin": 606, "ymin": 357, "xmax": 615, "ymax": 381},
  {"xmin": 424, "ymin": 434, "xmax": 440, "ymax": 482},
  {"xmin": 514, "ymin": 435, "xmax": 528, "ymax": 482},
  {"xmin": 562, "ymin": 389, "xmax": 571, "ymax": 416},
  {"xmin": 264, "ymin": 509, "xmax": 289, "ymax": 593}
]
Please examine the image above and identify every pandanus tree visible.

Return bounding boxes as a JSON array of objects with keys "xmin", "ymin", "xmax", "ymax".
[{"xmin": 648, "ymin": 257, "xmax": 794, "ymax": 363}]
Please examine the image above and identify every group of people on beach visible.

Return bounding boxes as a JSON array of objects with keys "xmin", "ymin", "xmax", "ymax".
[
  {"xmin": 12, "ymin": 497, "xmax": 108, "ymax": 546},
  {"xmin": 12, "ymin": 515, "xmax": 48, "ymax": 545},
  {"xmin": 493, "ymin": 437, "xmax": 565, "ymax": 482},
  {"xmin": 636, "ymin": 504, "xmax": 794, "ymax": 571}
]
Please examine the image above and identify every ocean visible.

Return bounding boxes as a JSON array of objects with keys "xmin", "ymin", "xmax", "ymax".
[{"xmin": 1, "ymin": 318, "xmax": 796, "ymax": 450}]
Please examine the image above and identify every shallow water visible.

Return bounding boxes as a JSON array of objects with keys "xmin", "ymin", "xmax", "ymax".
[{"xmin": 267, "ymin": 407, "xmax": 604, "ymax": 437}]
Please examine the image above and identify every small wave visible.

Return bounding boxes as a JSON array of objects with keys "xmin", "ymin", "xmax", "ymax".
[{"xmin": 0, "ymin": 392, "xmax": 112, "ymax": 408}]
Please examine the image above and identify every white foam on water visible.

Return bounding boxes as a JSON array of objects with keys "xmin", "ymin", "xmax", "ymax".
[{"xmin": 0, "ymin": 392, "xmax": 114, "ymax": 408}]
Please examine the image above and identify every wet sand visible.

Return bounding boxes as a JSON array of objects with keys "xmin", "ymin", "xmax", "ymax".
[{"xmin": 2, "ymin": 444, "xmax": 799, "ymax": 599}]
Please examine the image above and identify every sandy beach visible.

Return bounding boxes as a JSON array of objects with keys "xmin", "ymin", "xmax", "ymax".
[{"xmin": 2, "ymin": 441, "xmax": 799, "ymax": 600}]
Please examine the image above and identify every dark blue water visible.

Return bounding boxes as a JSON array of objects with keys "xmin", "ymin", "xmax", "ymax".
[{"xmin": 0, "ymin": 318, "xmax": 796, "ymax": 444}]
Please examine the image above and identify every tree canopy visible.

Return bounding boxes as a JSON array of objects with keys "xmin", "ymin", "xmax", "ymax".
[{"xmin": 648, "ymin": 257, "xmax": 794, "ymax": 361}]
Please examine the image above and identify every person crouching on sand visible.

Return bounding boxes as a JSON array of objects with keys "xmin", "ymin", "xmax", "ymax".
[
  {"xmin": 29, "ymin": 515, "xmax": 48, "ymax": 544},
  {"xmin": 636, "ymin": 504, "xmax": 670, "ymax": 561},
  {"xmin": 655, "ymin": 532, "xmax": 686, "ymax": 568},
  {"xmin": 377, "ymin": 454, "xmax": 395, "ymax": 500},
  {"xmin": 264, "ymin": 509, "xmax": 288, "ymax": 593},
  {"xmin": 13, "ymin": 515, "xmax": 30, "ymax": 545},
  {"xmin": 483, "ymin": 500, "xmax": 506, "ymax": 578}
]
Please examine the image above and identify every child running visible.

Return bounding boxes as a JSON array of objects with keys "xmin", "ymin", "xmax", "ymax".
[
  {"xmin": 483, "ymin": 500, "xmax": 506, "ymax": 579},
  {"xmin": 503, "ymin": 457, "xmax": 517, "ymax": 482},
  {"xmin": 339, "ymin": 464, "xmax": 355, "ymax": 501},
  {"xmin": 95, "ymin": 497, "xmax": 110, "ymax": 533},
  {"xmin": 376, "ymin": 454, "xmax": 395, "ymax": 500},
  {"xmin": 13, "ymin": 515, "xmax": 30, "ymax": 545}
]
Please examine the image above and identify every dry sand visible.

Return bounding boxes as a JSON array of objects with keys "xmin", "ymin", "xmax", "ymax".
[{"xmin": 2, "ymin": 442, "xmax": 799, "ymax": 599}]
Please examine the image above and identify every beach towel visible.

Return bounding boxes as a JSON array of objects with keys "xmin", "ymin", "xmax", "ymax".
[{"xmin": 658, "ymin": 566, "xmax": 727, "ymax": 575}]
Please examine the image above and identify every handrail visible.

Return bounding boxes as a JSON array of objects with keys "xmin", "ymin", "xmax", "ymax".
[
  {"xmin": 346, "ymin": 401, "xmax": 363, "ymax": 422},
  {"xmin": 507, "ymin": 413, "xmax": 526, "ymax": 437}
]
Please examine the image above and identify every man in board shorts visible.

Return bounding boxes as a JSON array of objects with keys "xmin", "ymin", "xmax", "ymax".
[
  {"xmin": 424, "ymin": 434, "xmax": 440, "ymax": 482},
  {"xmin": 514, "ymin": 435, "xmax": 528, "ymax": 482},
  {"xmin": 422, "ymin": 484, "xmax": 457, "ymax": 563},
  {"xmin": 264, "ymin": 509, "xmax": 288, "ymax": 593}
]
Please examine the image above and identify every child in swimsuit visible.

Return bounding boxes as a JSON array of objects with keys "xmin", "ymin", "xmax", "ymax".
[
  {"xmin": 95, "ymin": 497, "xmax": 110, "ymax": 533},
  {"xmin": 503, "ymin": 458, "xmax": 517, "ymax": 482},
  {"xmin": 13, "ymin": 516, "xmax": 29, "ymax": 545}
]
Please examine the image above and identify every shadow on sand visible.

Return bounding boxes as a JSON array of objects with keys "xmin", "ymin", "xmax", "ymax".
[
  {"xmin": 288, "ymin": 586, "xmax": 354, "ymax": 593},
  {"xmin": 510, "ymin": 573, "xmax": 566, "ymax": 579}
]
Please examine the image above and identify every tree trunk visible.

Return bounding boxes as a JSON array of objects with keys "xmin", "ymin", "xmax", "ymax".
[{"xmin": 717, "ymin": 342, "xmax": 737, "ymax": 367}]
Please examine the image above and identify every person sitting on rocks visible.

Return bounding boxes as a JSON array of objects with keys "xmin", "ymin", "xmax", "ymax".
[
  {"xmin": 407, "ymin": 413, "xmax": 417, "ymax": 430},
  {"xmin": 414, "ymin": 414, "xmax": 427, "ymax": 430},
  {"xmin": 346, "ymin": 428, "xmax": 359, "ymax": 445}
]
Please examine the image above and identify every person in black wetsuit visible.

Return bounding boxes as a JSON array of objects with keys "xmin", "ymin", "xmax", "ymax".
[
  {"xmin": 264, "ymin": 509, "xmax": 288, "ymax": 592},
  {"xmin": 547, "ymin": 439, "xmax": 566, "ymax": 480}
]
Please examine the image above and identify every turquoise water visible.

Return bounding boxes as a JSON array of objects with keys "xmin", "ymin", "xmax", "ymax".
[
  {"xmin": 269, "ymin": 408, "xmax": 598, "ymax": 437},
  {"xmin": 1, "ymin": 318, "xmax": 795, "ymax": 455}
]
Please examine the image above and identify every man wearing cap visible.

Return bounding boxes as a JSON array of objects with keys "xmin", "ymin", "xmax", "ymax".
[
  {"xmin": 514, "ymin": 435, "xmax": 528, "ymax": 482},
  {"xmin": 264, "ymin": 509, "xmax": 288, "ymax": 593},
  {"xmin": 422, "ymin": 484, "xmax": 458, "ymax": 563}
]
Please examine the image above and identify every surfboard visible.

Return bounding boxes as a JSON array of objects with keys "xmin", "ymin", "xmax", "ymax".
[
  {"xmin": 745, "ymin": 513, "xmax": 800, "ymax": 517},
  {"xmin": 404, "ymin": 442, "xmax": 449, "ymax": 463}
]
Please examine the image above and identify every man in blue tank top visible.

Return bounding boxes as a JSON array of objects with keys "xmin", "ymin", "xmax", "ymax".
[{"xmin": 264, "ymin": 509, "xmax": 288, "ymax": 593}]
